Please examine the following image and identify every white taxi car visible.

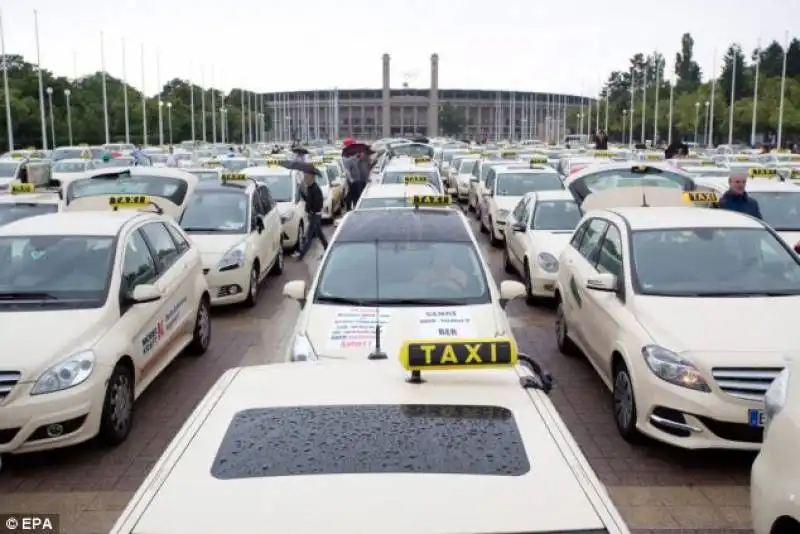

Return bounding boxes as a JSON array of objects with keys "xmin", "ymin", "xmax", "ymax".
[
  {"xmin": 377, "ymin": 163, "xmax": 445, "ymax": 194},
  {"xmin": 110, "ymin": 339, "xmax": 629, "ymax": 534},
  {"xmin": 354, "ymin": 181, "xmax": 439, "ymax": 211},
  {"xmin": 751, "ymin": 359, "xmax": 798, "ymax": 534},
  {"xmin": 503, "ymin": 190, "xmax": 582, "ymax": 302},
  {"xmin": 478, "ymin": 165, "xmax": 565, "ymax": 246},
  {"xmin": 0, "ymin": 182, "xmax": 62, "ymax": 226},
  {"xmin": 554, "ymin": 187, "xmax": 798, "ymax": 449},
  {"xmin": 282, "ymin": 196, "xmax": 526, "ymax": 362},
  {"xmin": 63, "ymin": 167, "xmax": 200, "ymax": 219},
  {"xmin": 243, "ymin": 165, "xmax": 307, "ymax": 251},
  {"xmin": 51, "ymin": 158, "xmax": 97, "ymax": 182},
  {"xmin": 179, "ymin": 173, "xmax": 284, "ymax": 307},
  {"xmin": 0, "ymin": 208, "xmax": 210, "ymax": 455}
]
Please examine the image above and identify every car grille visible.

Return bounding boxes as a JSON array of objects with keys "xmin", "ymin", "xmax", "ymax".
[
  {"xmin": 711, "ymin": 367, "xmax": 783, "ymax": 402},
  {"xmin": 0, "ymin": 371, "xmax": 22, "ymax": 402}
]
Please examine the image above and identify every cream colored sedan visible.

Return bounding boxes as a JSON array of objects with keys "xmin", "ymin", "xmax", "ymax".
[
  {"xmin": 555, "ymin": 188, "xmax": 799, "ymax": 449},
  {"xmin": 503, "ymin": 190, "xmax": 582, "ymax": 302},
  {"xmin": 243, "ymin": 166, "xmax": 307, "ymax": 251},
  {"xmin": 0, "ymin": 210, "xmax": 210, "ymax": 455},
  {"xmin": 751, "ymin": 360, "xmax": 798, "ymax": 534},
  {"xmin": 282, "ymin": 204, "xmax": 526, "ymax": 362}
]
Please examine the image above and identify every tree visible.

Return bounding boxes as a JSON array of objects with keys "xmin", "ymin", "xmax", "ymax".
[
  {"xmin": 438, "ymin": 103, "xmax": 466, "ymax": 136},
  {"xmin": 0, "ymin": 53, "xmax": 271, "ymax": 149},
  {"xmin": 674, "ymin": 33, "xmax": 702, "ymax": 91},
  {"xmin": 719, "ymin": 44, "xmax": 749, "ymax": 103}
]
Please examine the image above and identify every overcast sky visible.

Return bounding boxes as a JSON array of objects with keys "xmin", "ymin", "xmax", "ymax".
[{"xmin": 1, "ymin": 0, "xmax": 797, "ymax": 96}]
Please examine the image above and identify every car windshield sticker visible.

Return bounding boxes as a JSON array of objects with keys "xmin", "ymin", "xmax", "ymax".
[
  {"xmin": 417, "ymin": 309, "xmax": 475, "ymax": 338},
  {"xmin": 327, "ymin": 307, "xmax": 393, "ymax": 350}
]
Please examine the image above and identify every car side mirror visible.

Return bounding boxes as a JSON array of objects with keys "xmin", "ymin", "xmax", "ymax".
[
  {"xmin": 128, "ymin": 283, "xmax": 162, "ymax": 304},
  {"xmin": 511, "ymin": 222, "xmax": 526, "ymax": 232},
  {"xmin": 283, "ymin": 279, "xmax": 307, "ymax": 307},
  {"xmin": 498, "ymin": 280, "xmax": 526, "ymax": 309},
  {"xmin": 253, "ymin": 215, "xmax": 265, "ymax": 233},
  {"xmin": 586, "ymin": 273, "xmax": 617, "ymax": 292}
]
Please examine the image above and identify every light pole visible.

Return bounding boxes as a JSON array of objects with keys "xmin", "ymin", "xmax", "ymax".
[
  {"xmin": 693, "ymin": 102, "xmax": 700, "ymax": 144},
  {"xmin": 622, "ymin": 109, "xmax": 627, "ymax": 145},
  {"xmin": 703, "ymin": 101, "xmax": 710, "ymax": 147},
  {"xmin": 45, "ymin": 86, "xmax": 55, "ymax": 148},
  {"xmin": 64, "ymin": 89, "xmax": 73, "ymax": 146},
  {"xmin": 220, "ymin": 108, "xmax": 227, "ymax": 143},
  {"xmin": 166, "ymin": 102, "xmax": 173, "ymax": 145},
  {"xmin": 158, "ymin": 100, "xmax": 164, "ymax": 146},
  {"xmin": 576, "ymin": 113, "xmax": 582, "ymax": 135},
  {"xmin": 286, "ymin": 115, "xmax": 292, "ymax": 142}
]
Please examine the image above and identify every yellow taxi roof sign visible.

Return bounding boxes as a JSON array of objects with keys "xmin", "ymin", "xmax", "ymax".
[
  {"xmin": 700, "ymin": 160, "xmax": 716, "ymax": 166},
  {"xmin": 791, "ymin": 169, "xmax": 800, "ymax": 179},
  {"xmin": 682, "ymin": 191, "xmax": 719, "ymax": 205},
  {"xmin": 265, "ymin": 158, "xmax": 281, "ymax": 167},
  {"xmin": 501, "ymin": 151, "xmax": 518, "ymax": 157},
  {"xmin": 203, "ymin": 160, "xmax": 221, "ymax": 167},
  {"xmin": 414, "ymin": 156, "xmax": 432, "ymax": 163},
  {"xmin": 399, "ymin": 337, "xmax": 518, "ymax": 371},
  {"xmin": 529, "ymin": 157, "xmax": 548, "ymax": 165},
  {"xmin": 412, "ymin": 194, "xmax": 450, "ymax": 207},
  {"xmin": 593, "ymin": 151, "xmax": 612, "ymax": 157},
  {"xmin": 10, "ymin": 182, "xmax": 35, "ymax": 194},
  {"xmin": 404, "ymin": 175, "xmax": 428, "ymax": 184},
  {"xmin": 108, "ymin": 195, "xmax": 151, "ymax": 208},
  {"xmin": 748, "ymin": 167, "xmax": 777, "ymax": 177},
  {"xmin": 222, "ymin": 172, "xmax": 247, "ymax": 181}
]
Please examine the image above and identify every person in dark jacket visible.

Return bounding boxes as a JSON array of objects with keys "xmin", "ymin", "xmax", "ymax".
[
  {"xmin": 293, "ymin": 171, "xmax": 328, "ymax": 260},
  {"xmin": 718, "ymin": 175, "xmax": 762, "ymax": 219},
  {"xmin": 594, "ymin": 130, "xmax": 608, "ymax": 150}
]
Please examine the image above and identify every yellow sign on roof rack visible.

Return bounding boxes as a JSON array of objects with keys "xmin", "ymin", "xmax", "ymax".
[
  {"xmin": 109, "ymin": 195, "xmax": 151, "ymax": 208},
  {"xmin": 682, "ymin": 191, "xmax": 719, "ymax": 204},
  {"xmin": 404, "ymin": 175, "xmax": 428, "ymax": 185},
  {"xmin": 10, "ymin": 182, "xmax": 35, "ymax": 194},
  {"xmin": 748, "ymin": 168, "xmax": 777, "ymax": 178},
  {"xmin": 529, "ymin": 157, "xmax": 548, "ymax": 165},
  {"xmin": 322, "ymin": 155, "xmax": 336, "ymax": 162},
  {"xmin": 501, "ymin": 151, "xmax": 517, "ymax": 158},
  {"xmin": 414, "ymin": 156, "xmax": 432, "ymax": 164},
  {"xmin": 412, "ymin": 194, "xmax": 450, "ymax": 207},
  {"xmin": 202, "ymin": 160, "xmax": 221, "ymax": 168},
  {"xmin": 222, "ymin": 173, "xmax": 247, "ymax": 181},
  {"xmin": 265, "ymin": 158, "xmax": 281, "ymax": 167},
  {"xmin": 399, "ymin": 337, "xmax": 518, "ymax": 371},
  {"xmin": 593, "ymin": 151, "xmax": 612, "ymax": 158}
]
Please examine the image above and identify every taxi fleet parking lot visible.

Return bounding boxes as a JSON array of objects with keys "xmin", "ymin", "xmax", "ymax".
[{"xmin": 2, "ymin": 141, "xmax": 798, "ymax": 533}]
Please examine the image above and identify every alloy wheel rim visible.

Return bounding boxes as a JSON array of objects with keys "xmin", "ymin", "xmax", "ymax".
[
  {"xmin": 555, "ymin": 305, "xmax": 565, "ymax": 343},
  {"xmin": 250, "ymin": 269, "xmax": 257, "ymax": 299},
  {"xmin": 110, "ymin": 374, "xmax": 132, "ymax": 432},
  {"xmin": 198, "ymin": 302, "xmax": 210, "ymax": 347},
  {"xmin": 614, "ymin": 372, "xmax": 634, "ymax": 429}
]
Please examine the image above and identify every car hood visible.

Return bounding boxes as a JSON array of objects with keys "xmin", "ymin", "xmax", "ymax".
[
  {"xmin": 2, "ymin": 308, "xmax": 108, "ymax": 378},
  {"xmin": 302, "ymin": 304, "xmax": 504, "ymax": 361},
  {"xmin": 187, "ymin": 234, "xmax": 246, "ymax": 264},
  {"xmin": 529, "ymin": 230, "xmax": 573, "ymax": 257},
  {"xmin": 493, "ymin": 196, "xmax": 522, "ymax": 213}
]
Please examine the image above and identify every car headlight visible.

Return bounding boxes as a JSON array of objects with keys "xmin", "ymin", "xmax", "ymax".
[
  {"xmin": 537, "ymin": 252, "xmax": 559, "ymax": 273},
  {"xmin": 31, "ymin": 350, "xmax": 96, "ymax": 395},
  {"xmin": 641, "ymin": 345, "xmax": 710, "ymax": 392},
  {"xmin": 496, "ymin": 209, "xmax": 509, "ymax": 220},
  {"xmin": 217, "ymin": 243, "xmax": 245, "ymax": 271},
  {"xmin": 764, "ymin": 368, "xmax": 789, "ymax": 431},
  {"xmin": 280, "ymin": 211, "xmax": 293, "ymax": 224},
  {"xmin": 291, "ymin": 334, "xmax": 318, "ymax": 362}
]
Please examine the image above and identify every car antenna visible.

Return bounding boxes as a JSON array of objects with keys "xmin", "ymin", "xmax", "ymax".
[
  {"xmin": 368, "ymin": 238, "xmax": 387, "ymax": 360},
  {"xmin": 641, "ymin": 190, "xmax": 649, "ymax": 207}
]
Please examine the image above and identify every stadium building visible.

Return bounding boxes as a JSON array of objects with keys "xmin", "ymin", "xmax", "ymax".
[{"xmin": 263, "ymin": 54, "xmax": 587, "ymax": 141}]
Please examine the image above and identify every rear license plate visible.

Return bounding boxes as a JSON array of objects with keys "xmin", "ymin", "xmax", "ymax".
[{"xmin": 748, "ymin": 409, "xmax": 764, "ymax": 427}]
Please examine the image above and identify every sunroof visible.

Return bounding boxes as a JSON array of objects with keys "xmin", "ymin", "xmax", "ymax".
[{"xmin": 210, "ymin": 404, "xmax": 529, "ymax": 479}]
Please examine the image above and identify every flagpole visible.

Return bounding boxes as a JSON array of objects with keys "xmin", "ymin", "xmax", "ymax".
[
  {"xmin": 727, "ymin": 47, "xmax": 737, "ymax": 146},
  {"xmin": 122, "ymin": 38, "xmax": 130, "ymax": 144},
  {"xmin": 100, "ymin": 31, "xmax": 110, "ymax": 144},
  {"xmin": 653, "ymin": 53, "xmax": 661, "ymax": 144},
  {"xmin": 750, "ymin": 39, "xmax": 761, "ymax": 147},
  {"xmin": 189, "ymin": 65, "xmax": 195, "ymax": 142},
  {"xmin": 140, "ymin": 43, "xmax": 147, "ymax": 146},
  {"xmin": 34, "ymin": 10, "xmax": 48, "ymax": 150},
  {"xmin": 640, "ymin": 62, "xmax": 648, "ymax": 144},
  {"xmin": 240, "ymin": 90, "xmax": 246, "ymax": 145},
  {"xmin": 0, "ymin": 9, "xmax": 13, "ymax": 151},
  {"xmin": 604, "ymin": 88, "xmax": 609, "ymax": 132},
  {"xmin": 709, "ymin": 49, "xmax": 717, "ymax": 147},
  {"xmin": 628, "ymin": 67, "xmax": 636, "ymax": 149},
  {"xmin": 776, "ymin": 31, "xmax": 788, "ymax": 149},
  {"xmin": 210, "ymin": 66, "xmax": 216, "ymax": 144},
  {"xmin": 667, "ymin": 75, "xmax": 675, "ymax": 145},
  {"xmin": 157, "ymin": 50, "xmax": 164, "ymax": 146},
  {"xmin": 200, "ymin": 68, "xmax": 206, "ymax": 142}
]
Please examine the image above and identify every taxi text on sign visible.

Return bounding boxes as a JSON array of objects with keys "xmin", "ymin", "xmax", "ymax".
[
  {"xmin": 412, "ymin": 195, "xmax": 450, "ymax": 206},
  {"xmin": 108, "ymin": 195, "xmax": 151, "ymax": 208},
  {"xmin": 10, "ymin": 182, "xmax": 35, "ymax": 194},
  {"xmin": 399, "ymin": 337, "xmax": 518, "ymax": 371}
]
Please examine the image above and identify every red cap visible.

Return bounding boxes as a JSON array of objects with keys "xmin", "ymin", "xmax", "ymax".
[{"xmin": 343, "ymin": 138, "xmax": 355, "ymax": 147}]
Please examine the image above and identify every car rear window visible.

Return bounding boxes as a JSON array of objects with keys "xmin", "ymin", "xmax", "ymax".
[{"xmin": 211, "ymin": 404, "xmax": 529, "ymax": 479}]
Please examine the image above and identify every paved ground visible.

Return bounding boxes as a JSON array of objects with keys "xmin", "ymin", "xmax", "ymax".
[{"xmin": 0, "ymin": 211, "xmax": 755, "ymax": 533}]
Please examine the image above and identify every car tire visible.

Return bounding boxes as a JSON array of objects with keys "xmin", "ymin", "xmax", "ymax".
[
  {"xmin": 489, "ymin": 219, "xmax": 502, "ymax": 247},
  {"xmin": 98, "ymin": 363, "xmax": 134, "ymax": 446},
  {"xmin": 187, "ymin": 296, "xmax": 211, "ymax": 355},
  {"xmin": 503, "ymin": 245, "xmax": 514, "ymax": 274},
  {"xmin": 294, "ymin": 223, "xmax": 304, "ymax": 253},
  {"xmin": 613, "ymin": 360, "xmax": 641, "ymax": 442},
  {"xmin": 244, "ymin": 264, "xmax": 259, "ymax": 307},
  {"xmin": 554, "ymin": 299, "xmax": 578, "ymax": 356},
  {"xmin": 475, "ymin": 204, "xmax": 482, "ymax": 222},
  {"xmin": 269, "ymin": 248, "xmax": 284, "ymax": 275}
]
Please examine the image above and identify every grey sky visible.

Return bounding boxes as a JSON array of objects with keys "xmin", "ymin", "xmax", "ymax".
[{"xmin": 1, "ymin": 0, "xmax": 797, "ymax": 96}]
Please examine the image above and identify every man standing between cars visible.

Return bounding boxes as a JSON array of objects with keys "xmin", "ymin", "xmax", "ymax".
[
  {"xmin": 293, "ymin": 171, "xmax": 328, "ymax": 261},
  {"xmin": 719, "ymin": 175, "xmax": 762, "ymax": 219},
  {"xmin": 342, "ymin": 139, "xmax": 359, "ymax": 210}
]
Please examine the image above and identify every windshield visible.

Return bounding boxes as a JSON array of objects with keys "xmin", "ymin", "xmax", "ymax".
[
  {"xmin": 51, "ymin": 149, "xmax": 86, "ymax": 162},
  {"xmin": 357, "ymin": 197, "xmax": 416, "ymax": 209},
  {"xmin": 315, "ymin": 241, "xmax": 490, "ymax": 305},
  {"xmin": 255, "ymin": 174, "xmax": 294, "ymax": 202},
  {"xmin": 99, "ymin": 157, "xmax": 134, "ymax": 168},
  {"xmin": 66, "ymin": 175, "xmax": 188, "ymax": 205},
  {"xmin": 0, "ymin": 204, "xmax": 59, "ymax": 226},
  {"xmin": 749, "ymin": 192, "xmax": 800, "ymax": 231},
  {"xmin": 0, "ymin": 162, "xmax": 18, "ymax": 178},
  {"xmin": 0, "ymin": 235, "xmax": 115, "ymax": 308},
  {"xmin": 220, "ymin": 159, "xmax": 249, "ymax": 172},
  {"xmin": 531, "ymin": 200, "xmax": 582, "ymax": 230},
  {"xmin": 392, "ymin": 144, "xmax": 434, "ymax": 158},
  {"xmin": 579, "ymin": 168, "xmax": 687, "ymax": 192},
  {"xmin": 180, "ymin": 191, "xmax": 249, "ymax": 234},
  {"xmin": 187, "ymin": 170, "xmax": 220, "ymax": 181},
  {"xmin": 632, "ymin": 227, "xmax": 800, "ymax": 296},
  {"xmin": 150, "ymin": 154, "xmax": 168, "ymax": 163},
  {"xmin": 688, "ymin": 169, "xmax": 731, "ymax": 178},
  {"xmin": 382, "ymin": 172, "xmax": 442, "ymax": 191},
  {"xmin": 496, "ymin": 173, "xmax": 563, "ymax": 195},
  {"xmin": 53, "ymin": 161, "xmax": 87, "ymax": 173},
  {"xmin": 459, "ymin": 159, "xmax": 478, "ymax": 174}
]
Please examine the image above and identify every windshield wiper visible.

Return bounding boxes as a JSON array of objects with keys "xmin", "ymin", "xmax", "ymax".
[
  {"xmin": 182, "ymin": 227, "xmax": 226, "ymax": 232},
  {"xmin": 315, "ymin": 295, "xmax": 379, "ymax": 306},
  {"xmin": 379, "ymin": 298, "xmax": 462, "ymax": 306},
  {"xmin": 0, "ymin": 291, "xmax": 59, "ymax": 300}
]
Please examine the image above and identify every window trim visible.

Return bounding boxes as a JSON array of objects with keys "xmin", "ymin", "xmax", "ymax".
[
  {"xmin": 118, "ymin": 230, "xmax": 159, "ymax": 311},
  {"xmin": 575, "ymin": 218, "xmax": 609, "ymax": 263},
  {"xmin": 138, "ymin": 222, "xmax": 183, "ymax": 274}
]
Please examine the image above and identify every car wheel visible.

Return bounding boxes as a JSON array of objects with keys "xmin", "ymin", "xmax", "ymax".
[
  {"xmin": 244, "ymin": 264, "xmax": 259, "ymax": 307},
  {"xmin": 613, "ymin": 360, "xmax": 641, "ymax": 442},
  {"xmin": 294, "ymin": 223, "xmax": 304, "ymax": 253},
  {"xmin": 98, "ymin": 364, "xmax": 134, "ymax": 446},
  {"xmin": 187, "ymin": 296, "xmax": 211, "ymax": 355},
  {"xmin": 554, "ymin": 299, "xmax": 578, "ymax": 356},
  {"xmin": 269, "ymin": 247, "xmax": 284, "ymax": 275},
  {"xmin": 475, "ymin": 204, "xmax": 482, "ymax": 222},
  {"xmin": 489, "ymin": 218, "xmax": 502, "ymax": 247},
  {"xmin": 503, "ymin": 245, "xmax": 514, "ymax": 274}
]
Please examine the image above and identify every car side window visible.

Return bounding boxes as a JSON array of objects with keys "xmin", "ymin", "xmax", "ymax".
[
  {"xmin": 120, "ymin": 231, "xmax": 157, "ymax": 299},
  {"xmin": 570, "ymin": 219, "xmax": 590, "ymax": 248},
  {"xmin": 472, "ymin": 162, "xmax": 481, "ymax": 179},
  {"xmin": 485, "ymin": 170, "xmax": 496, "ymax": 191},
  {"xmin": 595, "ymin": 223, "xmax": 623, "ymax": 277},
  {"xmin": 511, "ymin": 198, "xmax": 528, "ymax": 222},
  {"xmin": 251, "ymin": 192, "xmax": 266, "ymax": 217},
  {"xmin": 140, "ymin": 222, "xmax": 180, "ymax": 272},
  {"xmin": 258, "ymin": 186, "xmax": 274, "ymax": 214},
  {"xmin": 577, "ymin": 218, "xmax": 609, "ymax": 262},
  {"xmin": 164, "ymin": 221, "xmax": 191, "ymax": 254}
]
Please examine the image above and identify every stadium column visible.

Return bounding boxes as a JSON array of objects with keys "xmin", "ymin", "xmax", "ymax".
[
  {"xmin": 428, "ymin": 53, "xmax": 439, "ymax": 137},
  {"xmin": 382, "ymin": 54, "xmax": 391, "ymax": 138}
]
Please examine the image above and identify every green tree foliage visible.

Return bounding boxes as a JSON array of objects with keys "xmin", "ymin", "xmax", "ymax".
[
  {"xmin": 0, "ymin": 54, "xmax": 271, "ymax": 149},
  {"xmin": 567, "ymin": 33, "xmax": 800, "ymax": 146},
  {"xmin": 439, "ymin": 103, "xmax": 466, "ymax": 136}
]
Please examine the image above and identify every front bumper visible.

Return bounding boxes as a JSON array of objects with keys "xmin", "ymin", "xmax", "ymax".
[
  {"xmin": 529, "ymin": 265, "xmax": 558, "ymax": 296},
  {"xmin": 203, "ymin": 264, "xmax": 250, "ymax": 305}
]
